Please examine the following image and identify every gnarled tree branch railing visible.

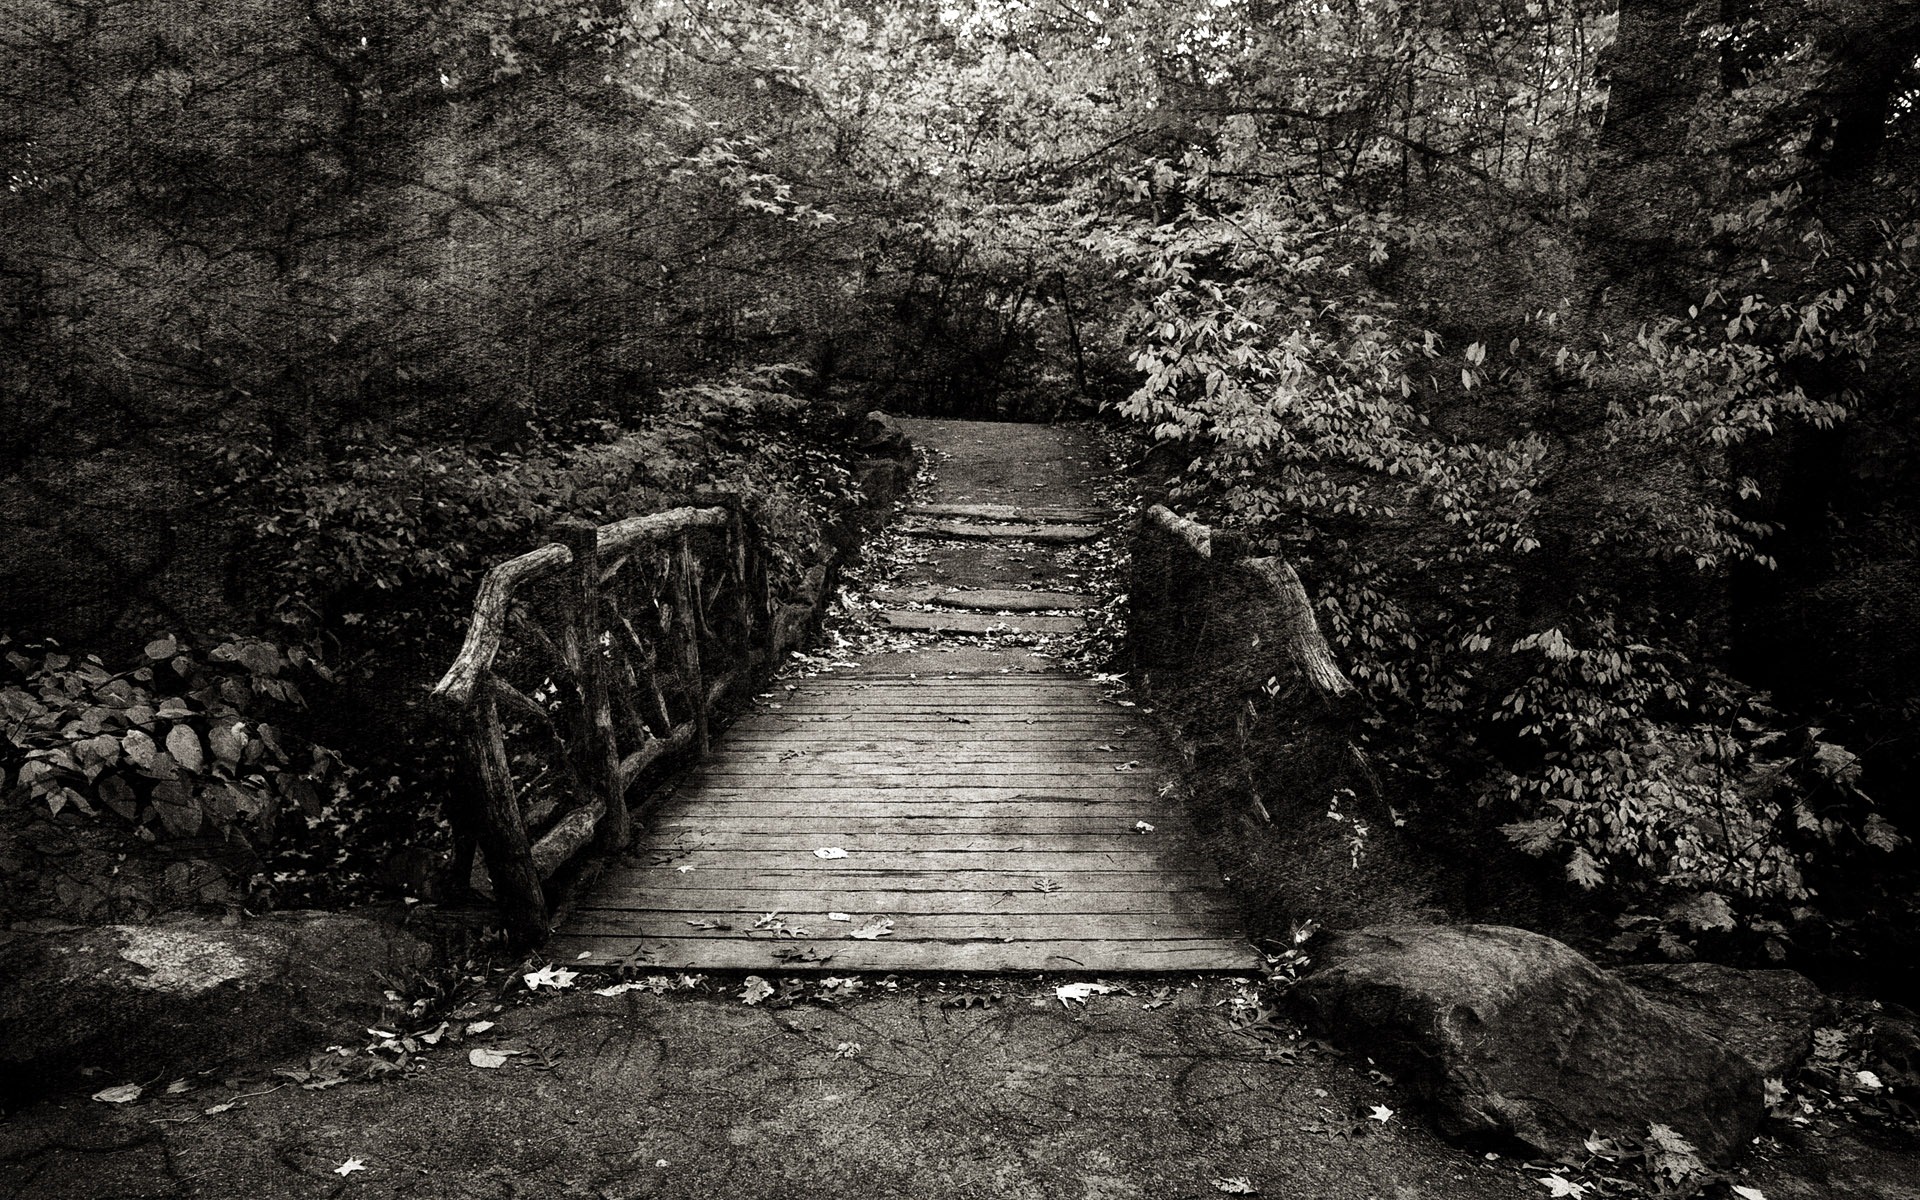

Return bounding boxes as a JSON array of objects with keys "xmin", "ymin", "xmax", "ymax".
[
  {"xmin": 1131, "ymin": 504, "xmax": 1368, "ymax": 821},
  {"xmin": 432, "ymin": 502, "xmax": 804, "ymax": 942}
]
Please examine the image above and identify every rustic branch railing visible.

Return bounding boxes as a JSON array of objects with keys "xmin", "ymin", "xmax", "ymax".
[
  {"xmin": 431, "ymin": 502, "xmax": 788, "ymax": 942},
  {"xmin": 1131, "ymin": 504, "xmax": 1371, "ymax": 822}
]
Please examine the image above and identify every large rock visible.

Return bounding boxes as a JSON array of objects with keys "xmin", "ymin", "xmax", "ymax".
[
  {"xmin": 1616, "ymin": 962, "xmax": 1827, "ymax": 1082},
  {"xmin": 0, "ymin": 911, "xmax": 431, "ymax": 1104},
  {"xmin": 1289, "ymin": 924, "xmax": 1765, "ymax": 1163},
  {"xmin": 855, "ymin": 410, "xmax": 913, "ymax": 458}
]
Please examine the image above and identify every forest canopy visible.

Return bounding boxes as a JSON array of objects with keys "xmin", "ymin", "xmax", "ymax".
[{"xmin": 3, "ymin": 0, "xmax": 1917, "ymax": 976}]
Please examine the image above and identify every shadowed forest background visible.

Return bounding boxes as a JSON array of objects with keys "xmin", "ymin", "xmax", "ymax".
[{"xmin": 2, "ymin": 0, "xmax": 1918, "ymax": 998}]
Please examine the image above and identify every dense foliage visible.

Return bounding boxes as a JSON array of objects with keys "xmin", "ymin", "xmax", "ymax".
[{"xmin": 4, "ymin": 0, "xmax": 1918, "ymax": 973}]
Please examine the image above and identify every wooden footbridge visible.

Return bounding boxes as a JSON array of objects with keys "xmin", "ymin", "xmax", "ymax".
[{"xmin": 435, "ymin": 418, "xmax": 1257, "ymax": 972}]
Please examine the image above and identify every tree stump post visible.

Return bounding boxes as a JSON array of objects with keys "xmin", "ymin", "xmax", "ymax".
[
  {"xmin": 461, "ymin": 692, "xmax": 547, "ymax": 944},
  {"xmin": 671, "ymin": 533, "xmax": 711, "ymax": 756},
  {"xmin": 556, "ymin": 519, "xmax": 628, "ymax": 852}
]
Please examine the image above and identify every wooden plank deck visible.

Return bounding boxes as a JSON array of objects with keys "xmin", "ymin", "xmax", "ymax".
[
  {"xmin": 559, "ymin": 418, "xmax": 1256, "ymax": 974},
  {"xmin": 559, "ymin": 671, "xmax": 1259, "ymax": 973}
]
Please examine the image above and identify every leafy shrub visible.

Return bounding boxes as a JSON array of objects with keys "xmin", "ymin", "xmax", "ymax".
[
  {"xmin": 1093, "ymin": 157, "xmax": 1914, "ymax": 948},
  {"xmin": 1, "ymin": 634, "xmax": 339, "ymax": 850},
  {"xmin": 0, "ymin": 632, "xmax": 358, "ymax": 917}
]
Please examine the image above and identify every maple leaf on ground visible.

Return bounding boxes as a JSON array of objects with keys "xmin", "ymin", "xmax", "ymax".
[
  {"xmin": 1645, "ymin": 1123, "xmax": 1709, "ymax": 1192},
  {"xmin": 468, "ymin": 1048, "xmax": 516, "ymax": 1069},
  {"xmin": 741, "ymin": 976, "xmax": 774, "ymax": 1005},
  {"xmin": 1055, "ymin": 982, "xmax": 1113, "ymax": 1007},
  {"xmin": 1537, "ymin": 1174, "xmax": 1585, "ymax": 1198},
  {"xmin": 1367, "ymin": 1105, "xmax": 1394, "ymax": 1123},
  {"xmin": 523, "ymin": 965, "xmax": 578, "ymax": 991},
  {"xmin": 850, "ymin": 916, "xmax": 895, "ymax": 940},
  {"xmin": 334, "ymin": 1158, "xmax": 368, "ymax": 1177},
  {"xmin": 91, "ymin": 1083, "xmax": 142, "ymax": 1104}
]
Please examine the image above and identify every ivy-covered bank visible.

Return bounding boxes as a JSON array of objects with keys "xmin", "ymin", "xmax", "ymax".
[{"xmin": 0, "ymin": 374, "xmax": 889, "ymax": 926}]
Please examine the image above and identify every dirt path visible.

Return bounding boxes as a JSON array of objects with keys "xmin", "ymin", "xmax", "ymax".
[{"xmin": 2, "ymin": 977, "xmax": 1543, "ymax": 1200}]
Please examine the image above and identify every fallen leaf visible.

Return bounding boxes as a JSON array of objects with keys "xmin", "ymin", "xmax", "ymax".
[
  {"xmin": 1113, "ymin": 760, "xmax": 1138, "ymax": 772},
  {"xmin": 468, "ymin": 1048, "xmax": 516, "ymax": 1068},
  {"xmin": 92, "ymin": 1083, "xmax": 142, "ymax": 1104},
  {"xmin": 834, "ymin": 1042, "xmax": 862, "ymax": 1058},
  {"xmin": 464, "ymin": 1020, "xmax": 495, "ymax": 1035},
  {"xmin": 813, "ymin": 847, "xmax": 848, "ymax": 859},
  {"xmin": 1731, "ymin": 1187, "xmax": 1767, "ymax": 1200},
  {"xmin": 1032, "ymin": 877, "xmax": 1062, "ymax": 893},
  {"xmin": 675, "ymin": 865, "xmax": 696, "ymax": 873},
  {"xmin": 1368, "ymin": 1104, "xmax": 1394, "ymax": 1123},
  {"xmin": 828, "ymin": 912, "xmax": 853, "ymax": 921},
  {"xmin": 1212, "ymin": 1179, "xmax": 1257, "ymax": 1195},
  {"xmin": 1134, "ymin": 821, "xmax": 1155, "ymax": 833},
  {"xmin": 1055, "ymin": 982, "xmax": 1113, "ymax": 1007},
  {"xmin": 523, "ymin": 965, "xmax": 578, "ymax": 991},
  {"xmin": 592, "ymin": 982, "xmax": 646, "ymax": 997},
  {"xmin": 850, "ymin": 916, "xmax": 895, "ymax": 940},
  {"xmin": 203, "ymin": 1101, "xmax": 237, "ymax": 1115},
  {"xmin": 165, "ymin": 1079, "xmax": 191, "ymax": 1095},
  {"xmin": 1537, "ymin": 1175, "xmax": 1585, "ymax": 1198},
  {"xmin": 334, "ymin": 1158, "xmax": 367, "ymax": 1177},
  {"xmin": 741, "ymin": 976, "xmax": 774, "ymax": 1005}
]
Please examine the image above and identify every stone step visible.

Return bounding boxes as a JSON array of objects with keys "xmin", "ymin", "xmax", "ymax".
[
  {"xmin": 898, "ymin": 519, "xmax": 1103, "ymax": 544},
  {"xmin": 871, "ymin": 587, "xmax": 1097, "ymax": 612},
  {"xmin": 880, "ymin": 610, "xmax": 1085, "ymax": 635}
]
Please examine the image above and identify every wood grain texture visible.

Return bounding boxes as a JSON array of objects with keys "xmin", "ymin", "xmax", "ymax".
[{"xmin": 566, "ymin": 664, "xmax": 1250, "ymax": 972}]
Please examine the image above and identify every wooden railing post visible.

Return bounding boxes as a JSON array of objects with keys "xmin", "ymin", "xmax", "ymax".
[
  {"xmin": 460, "ymin": 692, "xmax": 547, "ymax": 943},
  {"xmin": 670, "ymin": 533, "xmax": 710, "ymax": 755},
  {"xmin": 556, "ymin": 519, "xmax": 628, "ymax": 852}
]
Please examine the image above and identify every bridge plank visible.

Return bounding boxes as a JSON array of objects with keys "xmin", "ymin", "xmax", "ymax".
[
  {"xmin": 633, "ymin": 832, "xmax": 1179, "ymax": 853},
  {"xmin": 651, "ymin": 815, "xmax": 1181, "ymax": 834},
  {"xmin": 602, "ymin": 868, "xmax": 1220, "ymax": 892},
  {"xmin": 549, "ymin": 934, "xmax": 1260, "ymax": 973},
  {"xmin": 566, "ymin": 911, "xmax": 1243, "ymax": 940},
  {"xmin": 580, "ymin": 887, "xmax": 1239, "ymax": 915}
]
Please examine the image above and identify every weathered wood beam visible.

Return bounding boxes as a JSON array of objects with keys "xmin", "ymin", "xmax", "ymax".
[
  {"xmin": 670, "ymin": 535, "xmax": 710, "ymax": 755},
  {"xmin": 558, "ymin": 520, "xmax": 628, "ymax": 853},
  {"xmin": 460, "ymin": 695, "xmax": 547, "ymax": 942},
  {"xmin": 484, "ymin": 671, "xmax": 553, "ymax": 727},
  {"xmin": 1144, "ymin": 504, "xmax": 1213, "ymax": 559},
  {"xmin": 431, "ymin": 543, "xmax": 571, "ymax": 707},
  {"xmin": 530, "ymin": 797, "xmax": 606, "ymax": 880},
  {"xmin": 614, "ymin": 721, "xmax": 697, "ymax": 793},
  {"xmin": 1238, "ymin": 557, "xmax": 1355, "ymax": 700},
  {"xmin": 597, "ymin": 506, "xmax": 729, "ymax": 554}
]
